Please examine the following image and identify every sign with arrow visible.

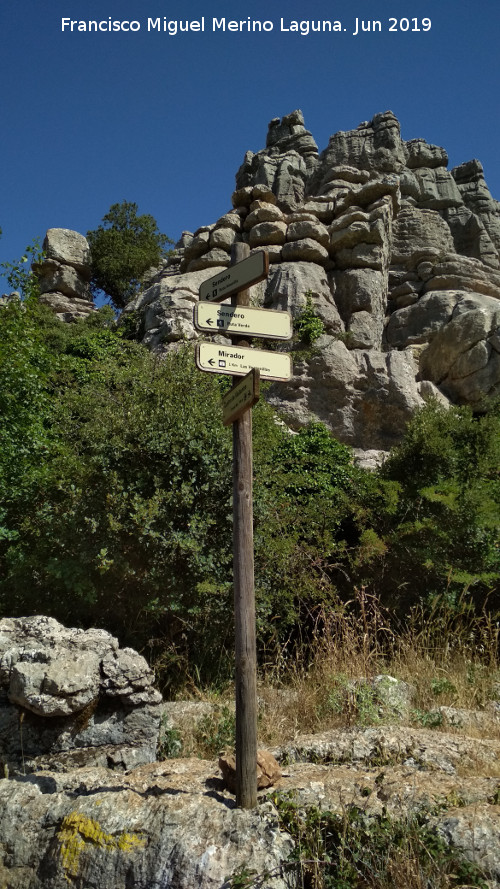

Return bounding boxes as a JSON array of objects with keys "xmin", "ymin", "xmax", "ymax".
[
  {"xmin": 199, "ymin": 251, "xmax": 269, "ymax": 303},
  {"xmin": 196, "ymin": 342, "xmax": 292, "ymax": 382},
  {"xmin": 194, "ymin": 303, "xmax": 292, "ymax": 340}
]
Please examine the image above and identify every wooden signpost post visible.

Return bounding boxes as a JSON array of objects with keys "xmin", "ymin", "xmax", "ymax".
[{"xmin": 195, "ymin": 246, "xmax": 292, "ymax": 808}]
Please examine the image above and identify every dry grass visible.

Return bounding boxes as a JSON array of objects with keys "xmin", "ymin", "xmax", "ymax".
[
  {"xmin": 162, "ymin": 589, "xmax": 500, "ymax": 755},
  {"xmin": 256, "ymin": 589, "xmax": 500, "ymax": 747}
]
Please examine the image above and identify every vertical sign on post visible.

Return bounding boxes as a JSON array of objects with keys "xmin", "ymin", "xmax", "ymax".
[{"xmin": 230, "ymin": 242, "xmax": 258, "ymax": 809}]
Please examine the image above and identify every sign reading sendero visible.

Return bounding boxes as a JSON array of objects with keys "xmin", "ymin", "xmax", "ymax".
[
  {"xmin": 199, "ymin": 252, "xmax": 269, "ymax": 303},
  {"xmin": 194, "ymin": 303, "xmax": 292, "ymax": 340},
  {"xmin": 196, "ymin": 343, "xmax": 292, "ymax": 382}
]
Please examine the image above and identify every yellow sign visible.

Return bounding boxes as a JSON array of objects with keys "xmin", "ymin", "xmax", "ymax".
[
  {"xmin": 194, "ymin": 303, "xmax": 292, "ymax": 340},
  {"xmin": 196, "ymin": 343, "xmax": 292, "ymax": 382},
  {"xmin": 199, "ymin": 251, "xmax": 269, "ymax": 302}
]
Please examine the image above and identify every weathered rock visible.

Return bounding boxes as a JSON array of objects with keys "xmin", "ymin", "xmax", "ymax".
[
  {"xmin": 334, "ymin": 268, "xmax": 387, "ymax": 346},
  {"xmin": 1, "ymin": 709, "xmax": 500, "ymax": 886},
  {"xmin": 0, "ymin": 762, "xmax": 293, "ymax": 889},
  {"xmin": 405, "ymin": 138, "xmax": 448, "ymax": 170},
  {"xmin": 264, "ymin": 262, "xmax": 343, "ymax": 334},
  {"xmin": 385, "ymin": 290, "xmax": 461, "ymax": 347},
  {"xmin": 33, "ymin": 229, "xmax": 95, "ymax": 320},
  {"xmin": 286, "ymin": 219, "xmax": 329, "ymax": 247},
  {"xmin": 209, "ymin": 227, "xmax": 239, "ymax": 252},
  {"xmin": 84, "ymin": 110, "xmax": 500, "ymax": 448},
  {"xmin": 248, "ymin": 220, "xmax": 287, "ymax": 248},
  {"xmin": 35, "ymin": 259, "xmax": 90, "ymax": 300},
  {"xmin": 391, "ymin": 205, "xmax": 454, "ymax": 267},
  {"xmin": 419, "ymin": 295, "xmax": 500, "ymax": 403},
  {"xmin": 244, "ymin": 203, "xmax": 284, "ymax": 230},
  {"xmin": 38, "ymin": 292, "xmax": 96, "ymax": 322},
  {"xmin": 281, "ymin": 238, "xmax": 329, "ymax": 264},
  {"xmin": 452, "ymin": 158, "xmax": 500, "ymax": 262},
  {"xmin": 268, "ymin": 338, "xmax": 423, "ymax": 449},
  {"xmin": 219, "ymin": 750, "xmax": 282, "ymax": 793},
  {"xmin": 236, "ymin": 110, "xmax": 318, "ymax": 211},
  {"xmin": 43, "ymin": 228, "xmax": 91, "ymax": 276},
  {"xmin": 122, "ymin": 267, "xmax": 227, "ymax": 349},
  {"xmin": 0, "ymin": 617, "xmax": 162, "ymax": 774},
  {"xmin": 310, "ymin": 112, "xmax": 407, "ymax": 186},
  {"xmin": 187, "ymin": 249, "xmax": 230, "ymax": 272}
]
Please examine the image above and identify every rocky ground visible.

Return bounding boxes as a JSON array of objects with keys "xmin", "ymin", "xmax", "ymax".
[
  {"xmin": 1, "ymin": 718, "xmax": 500, "ymax": 887},
  {"xmin": 1, "ymin": 619, "xmax": 499, "ymax": 887}
]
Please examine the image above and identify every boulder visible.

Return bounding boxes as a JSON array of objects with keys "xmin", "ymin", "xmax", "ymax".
[
  {"xmin": 0, "ymin": 617, "xmax": 162, "ymax": 774},
  {"xmin": 43, "ymin": 228, "xmax": 91, "ymax": 277},
  {"xmin": 419, "ymin": 294, "xmax": 500, "ymax": 403}
]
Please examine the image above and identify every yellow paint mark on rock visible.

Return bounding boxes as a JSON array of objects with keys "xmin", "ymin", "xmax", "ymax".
[{"xmin": 58, "ymin": 811, "xmax": 145, "ymax": 882}]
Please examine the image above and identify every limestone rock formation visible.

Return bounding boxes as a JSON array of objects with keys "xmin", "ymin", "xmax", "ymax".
[
  {"xmin": 33, "ymin": 228, "xmax": 95, "ymax": 321},
  {"xmin": 0, "ymin": 620, "xmax": 499, "ymax": 887},
  {"xmin": 1, "ymin": 723, "xmax": 499, "ymax": 887},
  {"xmin": 0, "ymin": 616, "xmax": 162, "ymax": 774},
  {"xmin": 123, "ymin": 110, "xmax": 500, "ymax": 452}
]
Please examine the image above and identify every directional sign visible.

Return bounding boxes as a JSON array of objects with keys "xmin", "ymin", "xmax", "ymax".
[
  {"xmin": 196, "ymin": 343, "xmax": 292, "ymax": 382},
  {"xmin": 222, "ymin": 369, "xmax": 260, "ymax": 426},
  {"xmin": 199, "ymin": 251, "xmax": 269, "ymax": 303},
  {"xmin": 194, "ymin": 303, "xmax": 292, "ymax": 340}
]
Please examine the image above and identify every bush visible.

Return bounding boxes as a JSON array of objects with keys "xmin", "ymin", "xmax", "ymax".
[
  {"xmin": 375, "ymin": 400, "xmax": 500, "ymax": 611},
  {"xmin": 87, "ymin": 201, "xmax": 172, "ymax": 309}
]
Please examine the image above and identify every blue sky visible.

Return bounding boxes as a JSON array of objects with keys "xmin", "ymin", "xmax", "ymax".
[{"xmin": 1, "ymin": 0, "xmax": 499, "ymax": 296}]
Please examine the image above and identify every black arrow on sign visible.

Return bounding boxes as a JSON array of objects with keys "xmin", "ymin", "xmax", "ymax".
[
  {"xmin": 205, "ymin": 317, "xmax": 214, "ymax": 326},
  {"xmin": 208, "ymin": 358, "xmax": 215, "ymax": 366}
]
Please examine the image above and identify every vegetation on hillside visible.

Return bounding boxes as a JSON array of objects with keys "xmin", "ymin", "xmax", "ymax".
[{"xmin": 0, "ymin": 282, "xmax": 499, "ymax": 693}]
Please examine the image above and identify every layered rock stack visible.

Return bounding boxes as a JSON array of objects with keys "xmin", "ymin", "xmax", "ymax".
[
  {"xmin": 33, "ymin": 228, "xmax": 95, "ymax": 321},
  {"xmin": 123, "ymin": 111, "xmax": 500, "ymax": 453}
]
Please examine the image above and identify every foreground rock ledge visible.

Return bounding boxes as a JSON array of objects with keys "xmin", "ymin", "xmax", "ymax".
[
  {"xmin": 1, "ymin": 725, "xmax": 500, "ymax": 887},
  {"xmin": 1, "ymin": 619, "xmax": 499, "ymax": 886}
]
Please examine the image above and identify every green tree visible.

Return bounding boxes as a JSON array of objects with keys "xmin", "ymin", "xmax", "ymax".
[
  {"xmin": 87, "ymin": 201, "xmax": 172, "ymax": 309},
  {"xmin": 371, "ymin": 400, "xmax": 500, "ymax": 610}
]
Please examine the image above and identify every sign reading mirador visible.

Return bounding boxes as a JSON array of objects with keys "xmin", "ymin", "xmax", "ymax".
[
  {"xmin": 196, "ymin": 343, "xmax": 292, "ymax": 382},
  {"xmin": 199, "ymin": 251, "xmax": 269, "ymax": 303}
]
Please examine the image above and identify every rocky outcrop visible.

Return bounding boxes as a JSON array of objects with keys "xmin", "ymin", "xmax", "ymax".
[
  {"xmin": 0, "ymin": 620, "xmax": 499, "ymax": 887},
  {"xmin": 33, "ymin": 229, "xmax": 95, "ymax": 321},
  {"xmin": 0, "ymin": 617, "xmax": 162, "ymax": 774},
  {"xmin": 1, "ymin": 723, "xmax": 499, "ymax": 887},
  {"xmin": 121, "ymin": 110, "xmax": 500, "ymax": 452}
]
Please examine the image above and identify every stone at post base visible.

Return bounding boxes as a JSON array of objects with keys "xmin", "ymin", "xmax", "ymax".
[{"xmin": 219, "ymin": 749, "xmax": 282, "ymax": 793}]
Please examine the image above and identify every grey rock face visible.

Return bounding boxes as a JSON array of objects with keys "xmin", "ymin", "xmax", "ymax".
[
  {"xmin": 419, "ymin": 295, "xmax": 500, "ymax": 403},
  {"xmin": 33, "ymin": 229, "xmax": 95, "ymax": 321},
  {"xmin": 121, "ymin": 266, "xmax": 228, "ymax": 351},
  {"xmin": 268, "ymin": 338, "xmax": 423, "ymax": 450},
  {"xmin": 43, "ymin": 228, "xmax": 91, "ymax": 274},
  {"xmin": 0, "ymin": 617, "xmax": 162, "ymax": 774},
  {"xmin": 0, "ymin": 761, "xmax": 293, "ymax": 889},
  {"xmin": 117, "ymin": 111, "xmax": 500, "ymax": 450}
]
